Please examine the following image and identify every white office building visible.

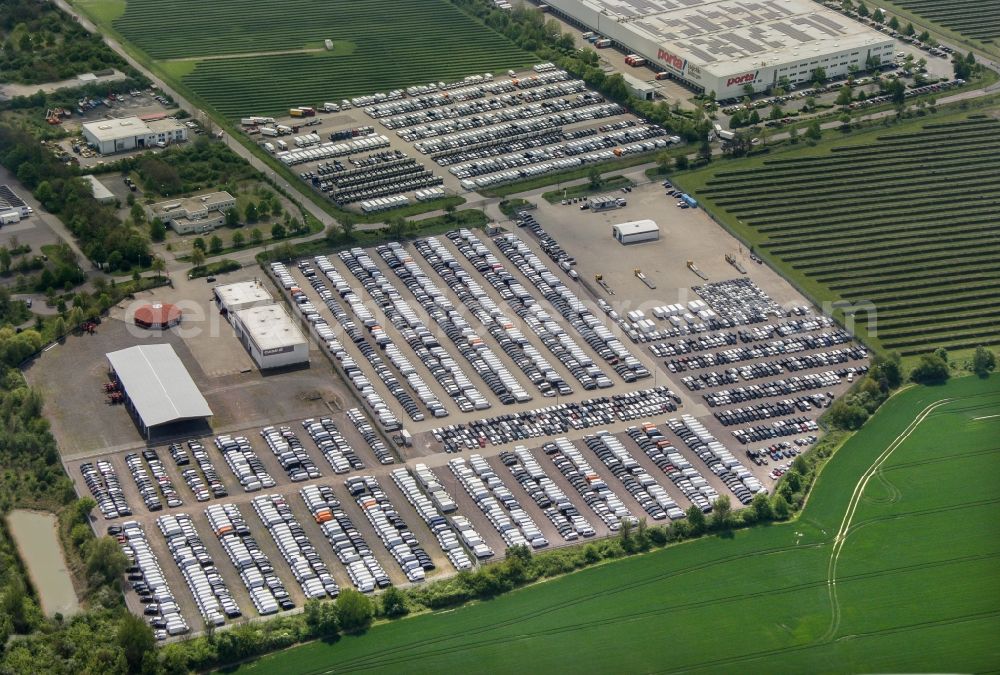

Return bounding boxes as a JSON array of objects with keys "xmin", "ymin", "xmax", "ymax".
[{"xmin": 149, "ymin": 191, "xmax": 236, "ymax": 234}]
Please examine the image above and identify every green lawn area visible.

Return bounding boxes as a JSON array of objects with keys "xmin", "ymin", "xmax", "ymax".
[
  {"xmin": 226, "ymin": 375, "xmax": 1000, "ymax": 675},
  {"xmin": 671, "ymin": 111, "xmax": 1000, "ymax": 358},
  {"xmin": 75, "ymin": 0, "xmax": 536, "ymax": 119}
]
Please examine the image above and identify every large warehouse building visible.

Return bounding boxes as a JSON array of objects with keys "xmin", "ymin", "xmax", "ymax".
[
  {"xmin": 231, "ymin": 304, "xmax": 309, "ymax": 370},
  {"xmin": 543, "ymin": 0, "xmax": 895, "ymax": 98},
  {"xmin": 82, "ymin": 116, "xmax": 187, "ymax": 155},
  {"xmin": 106, "ymin": 344, "xmax": 213, "ymax": 439}
]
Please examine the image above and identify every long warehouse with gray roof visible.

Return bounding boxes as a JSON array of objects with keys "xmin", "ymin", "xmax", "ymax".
[{"xmin": 543, "ymin": 0, "xmax": 895, "ymax": 98}]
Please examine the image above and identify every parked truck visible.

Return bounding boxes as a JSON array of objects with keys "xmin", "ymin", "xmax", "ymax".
[
  {"xmin": 260, "ymin": 127, "xmax": 278, "ymax": 137},
  {"xmin": 595, "ymin": 38, "xmax": 612, "ymax": 48},
  {"xmin": 714, "ymin": 124, "xmax": 735, "ymax": 141}
]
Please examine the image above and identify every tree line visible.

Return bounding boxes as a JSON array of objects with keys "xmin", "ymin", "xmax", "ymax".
[
  {"xmin": 0, "ymin": 0, "xmax": 127, "ymax": 85},
  {"xmin": 0, "ymin": 124, "xmax": 151, "ymax": 272}
]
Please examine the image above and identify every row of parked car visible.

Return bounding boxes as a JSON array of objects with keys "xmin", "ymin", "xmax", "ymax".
[
  {"xmin": 171, "ymin": 440, "xmax": 229, "ymax": 501},
  {"xmin": 431, "ymin": 386, "xmax": 681, "ymax": 451},
  {"xmin": 378, "ymin": 241, "xmax": 533, "ymax": 405},
  {"xmin": 403, "ymin": 90, "xmax": 608, "ymax": 145},
  {"xmin": 302, "ymin": 417, "xmax": 366, "ymax": 474},
  {"xmin": 116, "ymin": 521, "xmax": 188, "ymax": 638},
  {"xmin": 714, "ymin": 393, "xmax": 831, "ymax": 426},
  {"xmin": 388, "ymin": 79, "xmax": 587, "ymax": 135},
  {"xmin": 661, "ymin": 330, "xmax": 852, "ymax": 372},
  {"xmin": 782, "ymin": 350, "xmax": 869, "ymax": 372},
  {"xmin": 650, "ymin": 314, "xmax": 837, "ymax": 358},
  {"xmin": 669, "ymin": 416, "xmax": 763, "ymax": 506},
  {"xmin": 362, "ymin": 68, "xmax": 565, "ymax": 119},
  {"xmin": 391, "ymin": 467, "xmax": 476, "ymax": 571},
  {"xmin": 252, "ymin": 494, "xmax": 340, "ymax": 600},
  {"xmin": 500, "ymin": 446, "xmax": 596, "ymax": 540},
  {"xmin": 304, "ymin": 254, "xmax": 444, "ymax": 420},
  {"xmin": 447, "ymin": 123, "xmax": 666, "ymax": 179},
  {"xmin": 347, "ymin": 408, "xmax": 396, "ymax": 465},
  {"xmin": 277, "ymin": 134, "xmax": 391, "ymax": 167},
  {"xmin": 732, "ymin": 417, "xmax": 821, "ymax": 445},
  {"xmin": 260, "ymin": 426, "xmax": 322, "ymax": 483},
  {"xmin": 346, "ymin": 475, "xmax": 433, "ymax": 583},
  {"xmin": 81, "ymin": 459, "xmax": 131, "ymax": 519},
  {"xmin": 449, "ymin": 454, "xmax": 549, "ymax": 549},
  {"xmin": 326, "ymin": 249, "xmax": 449, "ymax": 419},
  {"xmin": 300, "ymin": 484, "xmax": 390, "ymax": 592},
  {"xmin": 456, "ymin": 138, "xmax": 669, "ymax": 190},
  {"xmin": 702, "ymin": 371, "xmax": 843, "ymax": 407},
  {"xmin": 692, "ymin": 279, "xmax": 785, "ymax": 325},
  {"xmin": 214, "ymin": 434, "xmax": 276, "ymax": 493},
  {"xmin": 206, "ymin": 503, "xmax": 294, "ymax": 615},
  {"xmin": 157, "ymin": 513, "xmax": 241, "ymax": 627},
  {"xmin": 285, "ymin": 258, "xmax": 409, "ymax": 428},
  {"xmin": 624, "ymin": 424, "xmax": 716, "ymax": 513},
  {"xmin": 542, "ymin": 437, "xmax": 634, "ymax": 531},
  {"xmin": 493, "ymin": 232, "xmax": 650, "ymax": 383},
  {"xmin": 447, "ymin": 227, "xmax": 592, "ymax": 393},
  {"xmin": 125, "ymin": 450, "xmax": 181, "ymax": 512},
  {"xmin": 415, "ymin": 235, "xmax": 570, "ymax": 398},
  {"xmin": 415, "ymin": 102, "xmax": 622, "ymax": 155},
  {"xmin": 584, "ymin": 431, "xmax": 682, "ymax": 521}
]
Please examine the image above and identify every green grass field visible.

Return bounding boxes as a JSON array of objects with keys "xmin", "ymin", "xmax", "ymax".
[
  {"xmin": 673, "ymin": 113, "xmax": 1000, "ymax": 357},
  {"xmin": 227, "ymin": 375, "xmax": 1000, "ymax": 674},
  {"xmin": 75, "ymin": 0, "xmax": 536, "ymax": 119}
]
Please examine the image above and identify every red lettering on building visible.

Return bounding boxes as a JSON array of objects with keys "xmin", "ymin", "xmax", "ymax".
[
  {"xmin": 657, "ymin": 48, "xmax": 686, "ymax": 73},
  {"xmin": 726, "ymin": 72, "xmax": 758, "ymax": 87}
]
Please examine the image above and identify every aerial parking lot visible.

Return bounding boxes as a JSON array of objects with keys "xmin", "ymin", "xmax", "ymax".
[
  {"xmin": 36, "ymin": 167, "xmax": 868, "ymax": 638},
  {"xmin": 244, "ymin": 65, "xmax": 678, "ymax": 213}
]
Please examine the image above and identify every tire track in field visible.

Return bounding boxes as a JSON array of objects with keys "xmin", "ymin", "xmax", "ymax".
[
  {"xmin": 652, "ymin": 608, "xmax": 1000, "ymax": 674},
  {"xmin": 880, "ymin": 444, "xmax": 1000, "ymax": 472},
  {"xmin": 846, "ymin": 495, "xmax": 1000, "ymax": 538},
  {"xmin": 820, "ymin": 397, "xmax": 955, "ymax": 643},
  {"xmin": 314, "ymin": 551, "xmax": 1000, "ymax": 674}
]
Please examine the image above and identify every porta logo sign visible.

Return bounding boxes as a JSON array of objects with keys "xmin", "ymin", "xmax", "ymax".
[
  {"xmin": 657, "ymin": 48, "xmax": 687, "ymax": 73},
  {"xmin": 726, "ymin": 72, "xmax": 758, "ymax": 87}
]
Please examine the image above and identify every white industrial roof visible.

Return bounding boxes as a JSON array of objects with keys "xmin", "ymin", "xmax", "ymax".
[
  {"xmin": 106, "ymin": 344, "xmax": 213, "ymax": 428},
  {"xmin": 553, "ymin": 0, "xmax": 890, "ymax": 73},
  {"xmin": 83, "ymin": 174, "xmax": 115, "ymax": 202},
  {"xmin": 614, "ymin": 219, "xmax": 659, "ymax": 235},
  {"xmin": 234, "ymin": 304, "xmax": 307, "ymax": 352},
  {"xmin": 215, "ymin": 280, "xmax": 272, "ymax": 309},
  {"xmin": 622, "ymin": 72, "xmax": 656, "ymax": 92},
  {"xmin": 83, "ymin": 116, "xmax": 152, "ymax": 142}
]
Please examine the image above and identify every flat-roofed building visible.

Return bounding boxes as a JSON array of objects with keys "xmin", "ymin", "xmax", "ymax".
[
  {"xmin": 543, "ymin": 0, "xmax": 895, "ymax": 98},
  {"xmin": 82, "ymin": 115, "xmax": 187, "ymax": 154},
  {"xmin": 213, "ymin": 280, "xmax": 273, "ymax": 315},
  {"xmin": 148, "ymin": 191, "xmax": 236, "ymax": 234},
  {"xmin": 231, "ymin": 304, "xmax": 309, "ymax": 370}
]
